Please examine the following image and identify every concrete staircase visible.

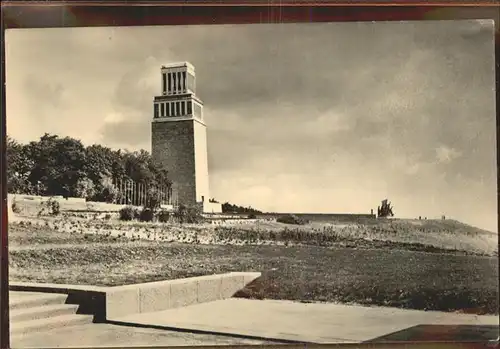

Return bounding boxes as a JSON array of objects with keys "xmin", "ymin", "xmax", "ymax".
[{"xmin": 10, "ymin": 291, "xmax": 93, "ymax": 337}]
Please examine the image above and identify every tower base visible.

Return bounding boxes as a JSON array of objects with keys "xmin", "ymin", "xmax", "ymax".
[{"xmin": 198, "ymin": 201, "xmax": 222, "ymax": 214}]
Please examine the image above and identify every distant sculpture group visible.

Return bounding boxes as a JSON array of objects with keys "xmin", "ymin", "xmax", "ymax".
[{"xmin": 377, "ymin": 199, "xmax": 394, "ymax": 218}]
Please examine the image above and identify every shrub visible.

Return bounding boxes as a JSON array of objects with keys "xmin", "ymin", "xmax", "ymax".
[
  {"xmin": 277, "ymin": 214, "xmax": 308, "ymax": 225},
  {"xmin": 11, "ymin": 199, "xmax": 22, "ymax": 214},
  {"xmin": 174, "ymin": 204, "xmax": 203, "ymax": 224},
  {"xmin": 248, "ymin": 213, "xmax": 257, "ymax": 219},
  {"xmin": 37, "ymin": 197, "xmax": 61, "ymax": 216},
  {"xmin": 119, "ymin": 206, "xmax": 137, "ymax": 221},
  {"xmin": 49, "ymin": 198, "xmax": 61, "ymax": 215},
  {"xmin": 134, "ymin": 209, "xmax": 142, "ymax": 220},
  {"xmin": 157, "ymin": 210, "xmax": 171, "ymax": 223},
  {"xmin": 139, "ymin": 208, "xmax": 155, "ymax": 222}
]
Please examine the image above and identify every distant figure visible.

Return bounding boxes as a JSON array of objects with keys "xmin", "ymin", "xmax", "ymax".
[
  {"xmin": 425, "ymin": 217, "xmax": 427, "ymax": 220},
  {"xmin": 419, "ymin": 216, "xmax": 421, "ymax": 220},
  {"xmin": 442, "ymin": 215, "xmax": 446, "ymax": 220}
]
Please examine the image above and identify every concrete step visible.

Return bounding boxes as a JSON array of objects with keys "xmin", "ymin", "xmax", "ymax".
[
  {"xmin": 10, "ymin": 292, "xmax": 68, "ymax": 311},
  {"xmin": 10, "ymin": 303, "xmax": 80, "ymax": 322},
  {"xmin": 10, "ymin": 313, "xmax": 94, "ymax": 337}
]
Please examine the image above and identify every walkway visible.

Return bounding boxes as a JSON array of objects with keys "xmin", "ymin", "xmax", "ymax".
[
  {"xmin": 11, "ymin": 323, "xmax": 272, "ymax": 348},
  {"xmin": 113, "ymin": 298, "xmax": 500, "ymax": 344},
  {"xmin": 10, "ymin": 296, "xmax": 499, "ymax": 347}
]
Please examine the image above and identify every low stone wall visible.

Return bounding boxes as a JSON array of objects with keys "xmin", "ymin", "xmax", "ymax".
[
  {"xmin": 7, "ymin": 194, "xmax": 19, "ymax": 222},
  {"xmin": 7, "ymin": 194, "xmax": 41, "ymax": 217},
  {"xmin": 85, "ymin": 201, "xmax": 128, "ymax": 212},
  {"xmin": 8, "ymin": 194, "xmax": 87, "ymax": 213},
  {"xmin": 10, "ymin": 272, "xmax": 261, "ymax": 321},
  {"xmin": 8, "ymin": 194, "xmax": 130, "ymax": 214},
  {"xmin": 8, "ymin": 194, "xmax": 86, "ymax": 203},
  {"xmin": 105, "ymin": 272, "xmax": 260, "ymax": 319}
]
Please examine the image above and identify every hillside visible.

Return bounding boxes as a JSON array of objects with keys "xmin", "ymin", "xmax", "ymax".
[
  {"xmin": 222, "ymin": 216, "xmax": 498, "ymax": 256},
  {"xmin": 8, "ymin": 220, "xmax": 499, "ymax": 314},
  {"xmin": 8, "ymin": 195, "xmax": 498, "ymax": 256}
]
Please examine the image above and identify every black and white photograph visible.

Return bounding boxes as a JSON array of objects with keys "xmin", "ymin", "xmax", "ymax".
[{"xmin": 5, "ymin": 17, "xmax": 499, "ymax": 347}]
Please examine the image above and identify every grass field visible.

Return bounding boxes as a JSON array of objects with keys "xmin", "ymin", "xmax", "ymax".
[
  {"xmin": 8, "ymin": 220, "xmax": 499, "ymax": 315},
  {"xmin": 8, "ymin": 196, "xmax": 499, "ymax": 314}
]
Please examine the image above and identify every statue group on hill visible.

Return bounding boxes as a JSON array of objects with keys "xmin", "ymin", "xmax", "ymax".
[{"xmin": 377, "ymin": 199, "xmax": 394, "ymax": 218}]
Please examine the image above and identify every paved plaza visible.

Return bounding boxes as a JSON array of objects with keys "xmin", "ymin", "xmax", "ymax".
[
  {"xmin": 113, "ymin": 298, "xmax": 500, "ymax": 344},
  {"xmin": 10, "ymin": 291, "xmax": 499, "ymax": 347}
]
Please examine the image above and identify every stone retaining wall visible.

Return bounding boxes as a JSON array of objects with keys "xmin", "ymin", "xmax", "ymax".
[
  {"xmin": 105, "ymin": 272, "xmax": 260, "ymax": 319},
  {"xmin": 10, "ymin": 272, "xmax": 261, "ymax": 321}
]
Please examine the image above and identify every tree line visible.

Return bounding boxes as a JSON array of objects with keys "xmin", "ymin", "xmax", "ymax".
[
  {"xmin": 221, "ymin": 202, "xmax": 262, "ymax": 214},
  {"xmin": 7, "ymin": 133, "xmax": 264, "ymax": 213},
  {"xmin": 6, "ymin": 133, "xmax": 171, "ymax": 203}
]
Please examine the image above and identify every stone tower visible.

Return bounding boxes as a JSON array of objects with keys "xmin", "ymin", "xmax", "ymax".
[{"xmin": 151, "ymin": 62, "xmax": 210, "ymax": 207}]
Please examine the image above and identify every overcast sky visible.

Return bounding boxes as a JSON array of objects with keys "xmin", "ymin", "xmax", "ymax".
[{"xmin": 5, "ymin": 20, "xmax": 497, "ymax": 232}]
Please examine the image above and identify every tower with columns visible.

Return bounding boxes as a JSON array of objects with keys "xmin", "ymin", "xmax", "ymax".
[{"xmin": 151, "ymin": 62, "xmax": 216, "ymax": 210}]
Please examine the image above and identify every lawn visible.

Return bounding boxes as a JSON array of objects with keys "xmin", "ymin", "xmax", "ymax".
[{"xmin": 8, "ymin": 223, "xmax": 499, "ymax": 315}]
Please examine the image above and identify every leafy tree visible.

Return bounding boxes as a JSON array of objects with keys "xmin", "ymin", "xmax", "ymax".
[
  {"xmin": 26, "ymin": 134, "xmax": 87, "ymax": 197},
  {"xmin": 84, "ymin": 145, "xmax": 114, "ymax": 184},
  {"xmin": 6, "ymin": 134, "xmax": 173, "ymax": 203},
  {"xmin": 85, "ymin": 145, "xmax": 125, "ymax": 201},
  {"xmin": 94, "ymin": 176, "xmax": 120, "ymax": 203},
  {"xmin": 123, "ymin": 150, "xmax": 150, "ymax": 183},
  {"xmin": 6, "ymin": 135, "xmax": 35, "ymax": 194},
  {"xmin": 121, "ymin": 149, "xmax": 171, "ymax": 187},
  {"xmin": 74, "ymin": 178, "xmax": 96, "ymax": 199}
]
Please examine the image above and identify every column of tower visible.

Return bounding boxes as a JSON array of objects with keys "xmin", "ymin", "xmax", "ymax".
[{"xmin": 161, "ymin": 71, "xmax": 190, "ymax": 95}]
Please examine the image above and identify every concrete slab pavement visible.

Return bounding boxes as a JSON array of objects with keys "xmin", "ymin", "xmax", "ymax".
[
  {"xmin": 113, "ymin": 298, "xmax": 500, "ymax": 344},
  {"xmin": 10, "ymin": 322, "xmax": 273, "ymax": 348}
]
